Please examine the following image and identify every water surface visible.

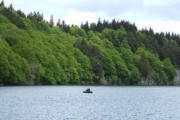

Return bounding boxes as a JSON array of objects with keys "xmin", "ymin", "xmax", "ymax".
[{"xmin": 0, "ymin": 86, "xmax": 180, "ymax": 120}]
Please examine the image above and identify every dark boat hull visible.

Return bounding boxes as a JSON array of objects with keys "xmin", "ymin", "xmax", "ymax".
[{"xmin": 83, "ymin": 91, "xmax": 93, "ymax": 93}]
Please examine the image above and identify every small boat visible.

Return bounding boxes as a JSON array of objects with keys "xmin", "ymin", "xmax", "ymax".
[
  {"xmin": 83, "ymin": 91, "xmax": 93, "ymax": 93},
  {"xmin": 83, "ymin": 88, "xmax": 93, "ymax": 93}
]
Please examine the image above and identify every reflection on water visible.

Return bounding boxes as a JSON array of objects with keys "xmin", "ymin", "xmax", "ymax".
[{"xmin": 0, "ymin": 86, "xmax": 180, "ymax": 120}]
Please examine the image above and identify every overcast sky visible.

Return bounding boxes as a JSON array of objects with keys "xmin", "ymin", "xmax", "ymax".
[{"xmin": 3, "ymin": 0, "xmax": 180, "ymax": 34}]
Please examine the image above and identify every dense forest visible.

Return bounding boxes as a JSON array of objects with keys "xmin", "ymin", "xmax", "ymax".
[{"xmin": 0, "ymin": 1, "xmax": 179, "ymax": 86}]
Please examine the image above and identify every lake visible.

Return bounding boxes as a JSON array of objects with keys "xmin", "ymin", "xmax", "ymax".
[{"xmin": 0, "ymin": 86, "xmax": 180, "ymax": 120}]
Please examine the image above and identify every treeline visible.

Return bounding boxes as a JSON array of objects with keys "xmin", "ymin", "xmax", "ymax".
[
  {"xmin": 0, "ymin": 1, "xmax": 179, "ymax": 85},
  {"xmin": 80, "ymin": 20, "xmax": 180, "ymax": 67},
  {"xmin": 81, "ymin": 19, "xmax": 137, "ymax": 32}
]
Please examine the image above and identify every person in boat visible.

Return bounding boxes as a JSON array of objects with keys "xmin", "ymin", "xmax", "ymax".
[
  {"xmin": 83, "ymin": 88, "xmax": 93, "ymax": 93},
  {"xmin": 86, "ymin": 88, "xmax": 90, "ymax": 92}
]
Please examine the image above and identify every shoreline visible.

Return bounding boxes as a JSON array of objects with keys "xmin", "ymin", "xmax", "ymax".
[{"xmin": 1, "ymin": 85, "xmax": 180, "ymax": 87}]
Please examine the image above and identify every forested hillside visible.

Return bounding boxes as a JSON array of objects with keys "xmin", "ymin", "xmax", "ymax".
[{"xmin": 0, "ymin": 1, "xmax": 179, "ymax": 85}]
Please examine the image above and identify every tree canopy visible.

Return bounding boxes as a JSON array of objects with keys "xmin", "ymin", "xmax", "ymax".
[{"xmin": 0, "ymin": 2, "xmax": 179, "ymax": 85}]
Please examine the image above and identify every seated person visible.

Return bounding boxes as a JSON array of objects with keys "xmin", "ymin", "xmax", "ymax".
[{"xmin": 86, "ymin": 88, "xmax": 90, "ymax": 92}]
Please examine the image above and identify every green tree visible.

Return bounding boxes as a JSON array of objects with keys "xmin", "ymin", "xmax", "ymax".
[
  {"xmin": 138, "ymin": 52, "xmax": 152, "ymax": 78},
  {"xmin": 0, "ymin": 0, "xmax": 4, "ymax": 7},
  {"xmin": 0, "ymin": 55, "xmax": 10, "ymax": 84},
  {"xmin": 69, "ymin": 67, "xmax": 80, "ymax": 84},
  {"xmin": 163, "ymin": 58, "xmax": 177, "ymax": 85},
  {"xmin": 49, "ymin": 14, "xmax": 54, "ymax": 27}
]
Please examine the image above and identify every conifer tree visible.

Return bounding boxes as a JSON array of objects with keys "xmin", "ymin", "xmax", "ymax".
[
  {"xmin": 0, "ymin": 0, "xmax": 4, "ymax": 7},
  {"xmin": 17, "ymin": 10, "xmax": 26, "ymax": 18},
  {"xmin": 81, "ymin": 21, "xmax": 89, "ymax": 32},
  {"xmin": 49, "ymin": 14, "xmax": 54, "ymax": 27},
  {"xmin": 8, "ymin": 3, "xmax": 14, "ymax": 11},
  {"xmin": 57, "ymin": 19, "xmax": 61, "ymax": 26},
  {"xmin": 97, "ymin": 18, "xmax": 103, "ymax": 32}
]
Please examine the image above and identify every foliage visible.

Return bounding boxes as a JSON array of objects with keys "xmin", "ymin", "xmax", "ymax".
[{"xmin": 0, "ymin": 2, "xmax": 179, "ymax": 85}]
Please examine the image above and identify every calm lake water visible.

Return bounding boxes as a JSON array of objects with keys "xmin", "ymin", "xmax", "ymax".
[{"xmin": 1, "ymin": 86, "xmax": 180, "ymax": 120}]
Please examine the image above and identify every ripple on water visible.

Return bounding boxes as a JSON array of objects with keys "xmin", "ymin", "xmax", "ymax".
[{"xmin": 0, "ymin": 86, "xmax": 180, "ymax": 120}]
